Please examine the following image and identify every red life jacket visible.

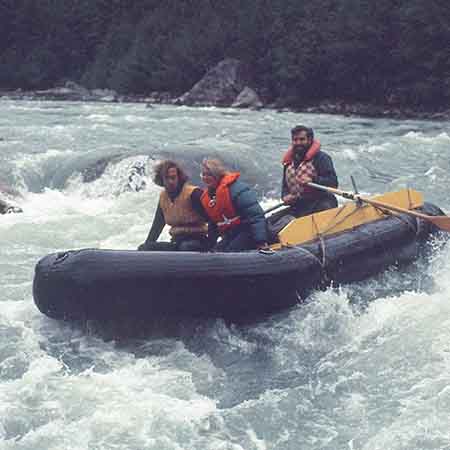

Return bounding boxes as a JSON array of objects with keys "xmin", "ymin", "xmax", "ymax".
[
  {"xmin": 282, "ymin": 139, "xmax": 321, "ymax": 165},
  {"xmin": 200, "ymin": 172, "xmax": 241, "ymax": 234}
]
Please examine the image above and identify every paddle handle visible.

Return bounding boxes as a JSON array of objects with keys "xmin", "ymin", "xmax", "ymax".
[{"xmin": 263, "ymin": 202, "xmax": 287, "ymax": 215}]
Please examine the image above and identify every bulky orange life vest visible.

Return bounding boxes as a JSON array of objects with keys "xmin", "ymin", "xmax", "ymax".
[
  {"xmin": 282, "ymin": 140, "xmax": 321, "ymax": 165},
  {"xmin": 200, "ymin": 172, "xmax": 241, "ymax": 234}
]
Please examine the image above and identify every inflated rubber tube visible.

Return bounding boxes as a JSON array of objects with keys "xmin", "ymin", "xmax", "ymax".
[
  {"xmin": 33, "ymin": 203, "xmax": 445, "ymax": 322},
  {"xmin": 33, "ymin": 246, "xmax": 323, "ymax": 321}
]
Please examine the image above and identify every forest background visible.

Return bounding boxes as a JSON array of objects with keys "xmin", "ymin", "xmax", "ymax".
[{"xmin": 1, "ymin": 0, "xmax": 449, "ymax": 111}]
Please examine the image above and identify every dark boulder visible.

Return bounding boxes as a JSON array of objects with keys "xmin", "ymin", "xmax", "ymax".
[
  {"xmin": 0, "ymin": 198, "xmax": 22, "ymax": 214},
  {"xmin": 175, "ymin": 59, "xmax": 251, "ymax": 107},
  {"xmin": 232, "ymin": 87, "xmax": 263, "ymax": 109},
  {"xmin": 0, "ymin": 183, "xmax": 23, "ymax": 214}
]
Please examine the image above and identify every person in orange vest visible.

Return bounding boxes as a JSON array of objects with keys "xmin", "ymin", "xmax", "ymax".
[
  {"xmin": 138, "ymin": 160, "xmax": 208, "ymax": 251},
  {"xmin": 268, "ymin": 125, "xmax": 338, "ymax": 234},
  {"xmin": 200, "ymin": 158, "xmax": 269, "ymax": 252}
]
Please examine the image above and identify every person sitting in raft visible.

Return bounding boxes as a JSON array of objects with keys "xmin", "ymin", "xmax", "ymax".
[
  {"xmin": 268, "ymin": 125, "xmax": 339, "ymax": 233},
  {"xmin": 200, "ymin": 158, "xmax": 269, "ymax": 252},
  {"xmin": 138, "ymin": 160, "xmax": 208, "ymax": 251}
]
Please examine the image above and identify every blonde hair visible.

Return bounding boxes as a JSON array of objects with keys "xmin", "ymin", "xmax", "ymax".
[{"xmin": 201, "ymin": 158, "xmax": 228, "ymax": 179}]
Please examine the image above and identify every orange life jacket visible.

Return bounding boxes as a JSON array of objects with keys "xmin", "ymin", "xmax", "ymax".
[
  {"xmin": 282, "ymin": 139, "xmax": 321, "ymax": 165},
  {"xmin": 200, "ymin": 172, "xmax": 241, "ymax": 234}
]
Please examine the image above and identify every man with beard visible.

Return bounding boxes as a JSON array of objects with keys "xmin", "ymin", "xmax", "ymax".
[
  {"xmin": 137, "ymin": 160, "xmax": 208, "ymax": 251},
  {"xmin": 268, "ymin": 125, "xmax": 338, "ymax": 234}
]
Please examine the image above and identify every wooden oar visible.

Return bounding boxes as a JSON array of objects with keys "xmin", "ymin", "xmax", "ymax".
[
  {"xmin": 307, "ymin": 181, "xmax": 450, "ymax": 232},
  {"xmin": 263, "ymin": 202, "xmax": 287, "ymax": 215}
]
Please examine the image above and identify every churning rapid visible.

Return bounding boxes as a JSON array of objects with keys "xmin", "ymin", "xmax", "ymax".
[{"xmin": 1, "ymin": 100, "xmax": 449, "ymax": 450}]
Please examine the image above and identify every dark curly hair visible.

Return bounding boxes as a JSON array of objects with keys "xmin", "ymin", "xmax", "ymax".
[
  {"xmin": 153, "ymin": 160, "xmax": 189, "ymax": 187},
  {"xmin": 291, "ymin": 125, "xmax": 314, "ymax": 140}
]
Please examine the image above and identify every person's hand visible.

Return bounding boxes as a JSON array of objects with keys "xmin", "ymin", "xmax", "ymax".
[
  {"xmin": 299, "ymin": 175, "xmax": 312, "ymax": 185},
  {"xmin": 257, "ymin": 243, "xmax": 274, "ymax": 254},
  {"xmin": 282, "ymin": 194, "xmax": 297, "ymax": 205}
]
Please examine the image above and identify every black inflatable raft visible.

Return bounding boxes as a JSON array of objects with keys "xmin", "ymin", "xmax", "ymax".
[{"xmin": 33, "ymin": 202, "xmax": 444, "ymax": 322}]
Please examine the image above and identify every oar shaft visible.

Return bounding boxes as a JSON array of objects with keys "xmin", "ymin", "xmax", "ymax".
[
  {"xmin": 357, "ymin": 197, "xmax": 428, "ymax": 219},
  {"xmin": 263, "ymin": 202, "xmax": 287, "ymax": 215},
  {"xmin": 307, "ymin": 182, "xmax": 355, "ymax": 200},
  {"xmin": 355, "ymin": 196, "xmax": 450, "ymax": 231},
  {"xmin": 306, "ymin": 181, "xmax": 450, "ymax": 232},
  {"xmin": 307, "ymin": 181, "xmax": 426, "ymax": 217}
]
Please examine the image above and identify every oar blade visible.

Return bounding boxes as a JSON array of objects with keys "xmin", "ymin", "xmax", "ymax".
[{"xmin": 430, "ymin": 215, "xmax": 450, "ymax": 232}]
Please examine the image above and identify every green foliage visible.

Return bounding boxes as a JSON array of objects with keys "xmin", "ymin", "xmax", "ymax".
[{"xmin": 0, "ymin": 0, "xmax": 448, "ymax": 109}]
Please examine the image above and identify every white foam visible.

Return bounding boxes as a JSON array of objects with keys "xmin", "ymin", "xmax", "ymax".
[
  {"xmin": 86, "ymin": 114, "xmax": 112, "ymax": 121},
  {"xmin": 403, "ymin": 131, "xmax": 450, "ymax": 143}
]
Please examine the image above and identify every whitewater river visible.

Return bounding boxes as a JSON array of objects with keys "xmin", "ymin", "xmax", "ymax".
[{"xmin": 1, "ymin": 100, "xmax": 449, "ymax": 450}]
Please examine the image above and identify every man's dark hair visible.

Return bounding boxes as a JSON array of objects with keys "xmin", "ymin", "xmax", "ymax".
[
  {"xmin": 153, "ymin": 160, "xmax": 189, "ymax": 187},
  {"xmin": 291, "ymin": 125, "xmax": 314, "ymax": 140}
]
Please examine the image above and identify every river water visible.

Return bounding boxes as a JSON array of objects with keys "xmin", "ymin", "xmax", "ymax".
[{"xmin": 0, "ymin": 100, "xmax": 449, "ymax": 450}]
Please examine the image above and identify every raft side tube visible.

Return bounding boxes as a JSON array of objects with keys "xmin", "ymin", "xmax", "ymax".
[
  {"xmin": 33, "ymin": 247, "xmax": 322, "ymax": 320},
  {"xmin": 32, "ymin": 202, "xmax": 446, "ymax": 322}
]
